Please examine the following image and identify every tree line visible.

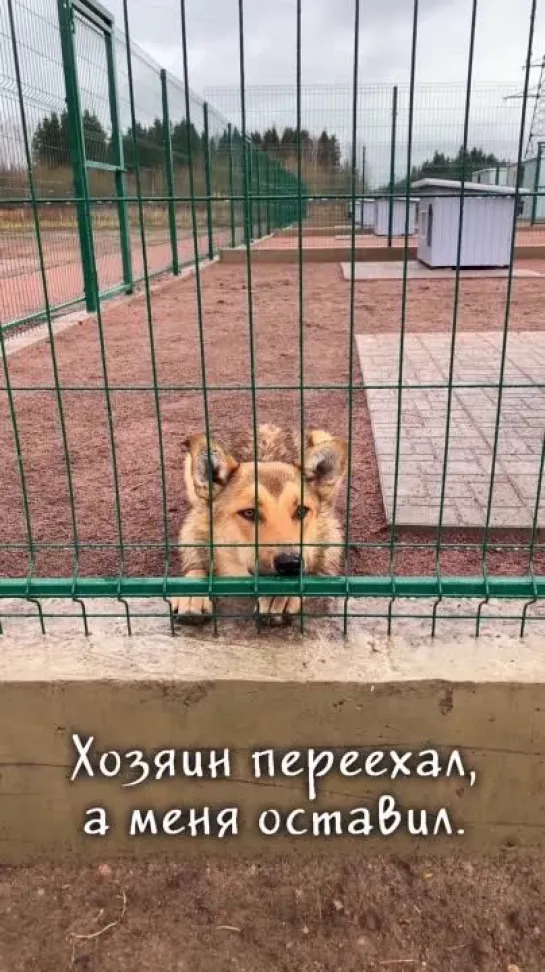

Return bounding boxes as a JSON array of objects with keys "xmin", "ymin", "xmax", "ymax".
[
  {"xmin": 249, "ymin": 127, "xmax": 341, "ymax": 169},
  {"xmin": 32, "ymin": 109, "xmax": 207, "ymax": 170},
  {"xmin": 31, "ymin": 110, "xmax": 344, "ymax": 173},
  {"xmin": 31, "ymin": 109, "xmax": 507, "ymax": 196},
  {"xmin": 384, "ymin": 146, "xmax": 507, "ymax": 192}
]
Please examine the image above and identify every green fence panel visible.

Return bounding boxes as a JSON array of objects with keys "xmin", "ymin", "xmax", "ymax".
[{"xmin": 0, "ymin": 0, "xmax": 543, "ymax": 637}]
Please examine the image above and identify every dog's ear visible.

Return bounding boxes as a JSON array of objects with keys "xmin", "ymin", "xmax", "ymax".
[
  {"xmin": 184, "ymin": 433, "xmax": 239, "ymax": 501},
  {"xmin": 300, "ymin": 430, "xmax": 347, "ymax": 501}
]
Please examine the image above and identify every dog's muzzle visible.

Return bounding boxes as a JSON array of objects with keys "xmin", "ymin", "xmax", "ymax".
[
  {"xmin": 273, "ymin": 552, "xmax": 304, "ymax": 576},
  {"xmin": 249, "ymin": 554, "xmax": 305, "ymax": 577}
]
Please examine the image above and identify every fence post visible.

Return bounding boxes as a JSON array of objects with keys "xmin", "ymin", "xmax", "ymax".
[
  {"xmin": 56, "ymin": 0, "xmax": 96, "ymax": 312},
  {"xmin": 255, "ymin": 150, "xmax": 262, "ymax": 238},
  {"xmin": 282, "ymin": 166, "xmax": 289, "ymax": 228},
  {"xmin": 265, "ymin": 154, "xmax": 271, "ymax": 235},
  {"xmin": 160, "ymin": 69, "xmax": 179, "ymax": 274},
  {"xmin": 361, "ymin": 145, "xmax": 366, "ymax": 194},
  {"xmin": 202, "ymin": 102, "xmax": 214, "ymax": 260},
  {"xmin": 270, "ymin": 159, "xmax": 276, "ymax": 230},
  {"xmin": 387, "ymin": 84, "xmax": 398, "ymax": 247},
  {"xmin": 106, "ymin": 31, "xmax": 132, "ymax": 293},
  {"xmin": 247, "ymin": 141, "xmax": 254, "ymax": 239},
  {"xmin": 274, "ymin": 161, "xmax": 280, "ymax": 228},
  {"xmin": 275, "ymin": 160, "xmax": 281, "ymax": 229},
  {"xmin": 531, "ymin": 143, "xmax": 542, "ymax": 225},
  {"xmin": 227, "ymin": 123, "xmax": 236, "ymax": 247}
]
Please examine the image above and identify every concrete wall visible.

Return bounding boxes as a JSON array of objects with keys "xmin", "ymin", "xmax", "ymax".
[
  {"xmin": 1, "ymin": 599, "xmax": 545, "ymax": 862},
  {"xmin": 219, "ymin": 243, "xmax": 545, "ymax": 265}
]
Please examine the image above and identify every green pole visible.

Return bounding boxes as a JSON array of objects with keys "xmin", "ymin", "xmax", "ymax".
[
  {"xmin": 255, "ymin": 149, "xmax": 262, "ymax": 238},
  {"xmin": 388, "ymin": 84, "xmax": 398, "ymax": 247},
  {"xmin": 531, "ymin": 142, "xmax": 542, "ymax": 225},
  {"xmin": 275, "ymin": 160, "xmax": 281, "ymax": 229},
  {"xmin": 227, "ymin": 122, "xmax": 236, "ymax": 247},
  {"xmin": 107, "ymin": 29, "xmax": 132, "ymax": 292},
  {"xmin": 361, "ymin": 144, "xmax": 366, "ymax": 194},
  {"xmin": 270, "ymin": 159, "xmax": 276, "ymax": 229},
  {"xmin": 265, "ymin": 154, "xmax": 271, "ymax": 235},
  {"xmin": 203, "ymin": 102, "xmax": 214, "ymax": 260},
  {"xmin": 247, "ymin": 141, "xmax": 254, "ymax": 238},
  {"xmin": 161, "ymin": 69, "xmax": 179, "ymax": 274},
  {"xmin": 56, "ymin": 0, "xmax": 96, "ymax": 312}
]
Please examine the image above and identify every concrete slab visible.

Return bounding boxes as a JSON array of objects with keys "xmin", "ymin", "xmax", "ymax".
[
  {"xmin": 356, "ymin": 331, "xmax": 545, "ymax": 528},
  {"xmin": 4, "ymin": 310, "xmax": 90, "ymax": 357},
  {"xmin": 342, "ymin": 260, "xmax": 542, "ymax": 280}
]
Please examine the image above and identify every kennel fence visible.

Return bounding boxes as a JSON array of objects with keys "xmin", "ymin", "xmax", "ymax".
[
  {"xmin": 0, "ymin": 0, "xmax": 544, "ymax": 636},
  {"xmin": 0, "ymin": 0, "xmax": 303, "ymax": 329}
]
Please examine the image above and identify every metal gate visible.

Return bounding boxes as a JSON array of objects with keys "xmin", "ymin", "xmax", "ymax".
[{"xmin": 56, "ymin": 0, "xmax": 132, "ymax": 310}]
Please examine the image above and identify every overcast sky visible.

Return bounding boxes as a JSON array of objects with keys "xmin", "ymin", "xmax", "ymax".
[
  {"xmin": 106, "ymin": 0, "xmax": 544, "ymax": 92},
  {"xmin": 1, "ymin": 0, "xmax": 543, "ymax": 182},
  {"xmin": 99, "ymin": 0, "xmax": 544, "ymax": 182}
]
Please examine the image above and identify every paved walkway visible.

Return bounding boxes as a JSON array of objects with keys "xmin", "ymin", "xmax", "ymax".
[{"xmin": 356, "ymin": 331, "xmax": 545, "ymax": 528}]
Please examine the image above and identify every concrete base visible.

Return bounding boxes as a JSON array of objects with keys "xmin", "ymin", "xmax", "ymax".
[
  {"xmin": 1, "ymin": 596, "xmax": 545, "ymax": 861},
  {"xmin": 342, "ymin": 261, "xmax": 542, "ymax": 281},
  {"xmin": 220, "ymin": 244, "xmax": 545, "ymax": 266},
  {"xmin": 278, "ymin": 225, "xmax": 371, "ymax": 237},
  {"xmin": 220, "ymin": 245, "xmax": 418, "ymax": 264},
  {"xmin": 4, "ymin": 310, "xmax": 90, "ymax": 357}
]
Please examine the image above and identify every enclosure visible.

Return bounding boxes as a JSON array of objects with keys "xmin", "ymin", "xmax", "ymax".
[
  {"xmin": 0, "ymin": 0, "xmax": 544, "ymax": 648},
  {"xmin": 413, "ymin": 179, "xmax": 522, "ymax": 268}
]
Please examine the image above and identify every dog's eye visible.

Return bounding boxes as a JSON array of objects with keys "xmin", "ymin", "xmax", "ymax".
[
  {"xmin": 238, "ymin": 508, "xmax": 257, "ymax": 521},
  {"xmin": 295, "ymin": 505, "xmax": 310, "ymax": 520}
]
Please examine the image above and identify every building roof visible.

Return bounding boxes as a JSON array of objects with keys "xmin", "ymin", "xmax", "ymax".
[
  {"xmin": 375, "ymin": 195, "xmax": 420, "ymax": 202},
  {"xmin": 410, "ymin": 178, "xmax": 528, "ymax": 195}
]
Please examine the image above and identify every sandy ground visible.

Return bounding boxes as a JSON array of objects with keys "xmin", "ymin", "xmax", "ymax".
[
  {"xmin": 1, "ymin": 223, "xmax": 234, "ymax": 325},
  {"xmin": 3, "ymin": 216, "xmax": 544, "ymax": 326},
  {"xmin": 0, "ymin": 856, "xmax": 544, "ymax": 971},
  {"xmin": 1, "ymin": 259, "xmax": 544, "ymax": 582}
]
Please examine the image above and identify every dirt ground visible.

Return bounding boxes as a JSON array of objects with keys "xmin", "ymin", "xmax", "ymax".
[
  {"xmin": 1, "ymin": 259, "xmax": 545, "ymax": 582},
  {"xmin": 0, "ymin": 223, "xmax": 233, "ymax": 325},
  {"xmin": 1, "ymin": 855, "xmax": 544, "ymax": 971}
]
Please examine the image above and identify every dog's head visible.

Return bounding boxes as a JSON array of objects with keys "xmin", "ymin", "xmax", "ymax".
[{"xmin": 183, "ymin": 430, "xmax": 347, "ymax": 576}]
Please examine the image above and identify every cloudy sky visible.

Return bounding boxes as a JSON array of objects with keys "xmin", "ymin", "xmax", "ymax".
[
  {"xmin": 2, "ymin": 0, "xmax": 543, "ymax": 183},
  {"xmin": 106, "ymin": 0, "xmax": 543, "ymax": 92},
  {"xmin": 100, "ymin": 0, "xmax": 544, "ymax": 183}
]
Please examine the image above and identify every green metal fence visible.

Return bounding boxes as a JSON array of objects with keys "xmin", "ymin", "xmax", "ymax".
[
  {"xmin": 0, "ymin": 0, "xmax": 299, "ymax": 329},
  {"xmin": 205, "ymin": 80, "xmax": 545, "ymax": 239},
  {"xmin": 0, "ymin": 0, "xmax": 544, "ymax": 636}
]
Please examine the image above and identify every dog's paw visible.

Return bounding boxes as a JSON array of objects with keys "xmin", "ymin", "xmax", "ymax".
[
  {"xmin": 257, "ymin": 595, "xmax": 302, "ymax": 627},
  {"xmin": 172, "ymin": 595, "xmax": 214, "ymax": 626}
]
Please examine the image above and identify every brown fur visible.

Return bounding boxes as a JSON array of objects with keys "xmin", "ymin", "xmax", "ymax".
[{"xmin": 172, "ymin": 424, "xmax": 347, "ymax": 625}]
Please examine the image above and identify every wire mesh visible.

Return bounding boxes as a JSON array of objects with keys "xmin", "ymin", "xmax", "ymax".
[
  {"xmin": 0, "ymin": 0, "xmax": 544, "ymax": 638},
  {"xmin": 1, "ymin": 0, "xmax": 281, "ymax": 329},
  {"xmin": 0, "ymin": 0, "xmax": 84, "ymax": 325}
]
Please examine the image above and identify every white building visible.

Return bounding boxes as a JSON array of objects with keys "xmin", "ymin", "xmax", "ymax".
[
  {"xmin": 374, "ymin": 197, "xmax": 418, "ymax": 237},
  {"xmin": 411, "ymin": 178, "xmax": 526, "ymax": 268},
  {"xmin": 472, "ymin": 165, "xmax": 512, "ymax": 186},
  {"xmin": 348, "ymin": 197, "xmax": 376, "ymax": 229}
]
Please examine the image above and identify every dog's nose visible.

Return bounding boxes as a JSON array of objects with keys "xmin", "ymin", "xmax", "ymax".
[{"xmin": 273, "ymin": 552, "xmax": 303, "ymax": 576}]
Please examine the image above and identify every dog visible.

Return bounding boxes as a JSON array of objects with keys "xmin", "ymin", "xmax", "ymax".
[{"xmin": 172, "ymin": 424, "xmax": 347, "ymax": 626}]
